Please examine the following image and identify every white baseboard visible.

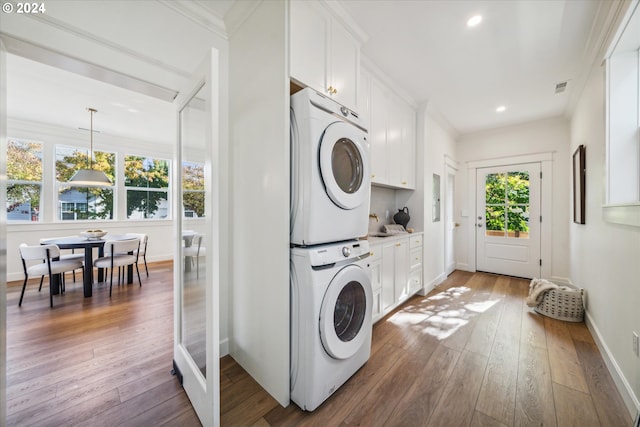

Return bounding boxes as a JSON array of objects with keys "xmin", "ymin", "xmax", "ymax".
[
  {"xmin": 584, "ymin": 311, "xmax": 640, "ymax": 418},
  {"xmin": 550, "ymin": 276, "xmax": 571, "ymax": 286},
  {"xmin": 220, "ymin": 337, "xmax": 229, "ymax": 357},
  {"xmin": 456, "ymin": 262, "xmax": 471, "ymax": 271},
  {"xmin": 420, "ymin": 273, "xmax": 446, "ymax": 295}
]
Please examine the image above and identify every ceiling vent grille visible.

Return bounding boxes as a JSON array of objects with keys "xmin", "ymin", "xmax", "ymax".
[{"xmin": 555, "ymin": 81, "xmax": 568, "ymax": 94}]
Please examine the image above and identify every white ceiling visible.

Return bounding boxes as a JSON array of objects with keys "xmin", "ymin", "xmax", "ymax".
[
  {"xmin": 340, "ymin": 0, "xmax": 604, "ymax": 135},
  {"xmin": 7, "ymin": 54, "xmax": 175, "ymax": 144},
  {"xmin": 5, "ymin": 0, "xmax": 609, "ymax": 140}
]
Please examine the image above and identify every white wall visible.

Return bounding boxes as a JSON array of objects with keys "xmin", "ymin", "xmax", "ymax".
[
  {"xmin": 405, "ymin": 107, "xmax": 457, "ymax": 292},
  {"xmin": 456, "ymin": 117, "xmax": 571, "ymax": 283},
  {"xmin": 227, "ymin": 0, "xmax": 290, "ymax": 408},
  {"xmin": 570, "ymin": 61, "xmax": 640, "ymax": 414}
]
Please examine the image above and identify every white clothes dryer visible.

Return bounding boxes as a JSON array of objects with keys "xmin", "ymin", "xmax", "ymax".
[
  {"xmin": 290, "ymin": 88, "xmax": 370, "ymax": 246},
  {"xmin": 290, "ymin": 240, "xmax": 372, "ymax": 411}
]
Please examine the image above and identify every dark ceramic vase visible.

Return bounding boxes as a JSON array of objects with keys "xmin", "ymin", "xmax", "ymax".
[{"xmin": 393, "ymin": 207, "xmax": 410, "ymax": 228}]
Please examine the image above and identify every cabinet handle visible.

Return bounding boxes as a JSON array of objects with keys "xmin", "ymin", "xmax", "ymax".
[
  {"xmin": 371, "ymin": 174, "xmax": 375, "ymax": 178},
  {"xmin": 395, "ymin": 243, "xmax": 401, "ymax": 247},
  {"xmin": 370, "ymin": 252, "xmax": 374, "ymax": 256},
  {"xmin": 402, "ymin": 181, "xmax": 407, "ymax": 185},
  {"xmin": 327, "ymin": 86, "xmax": 338, "ymax": 95}
]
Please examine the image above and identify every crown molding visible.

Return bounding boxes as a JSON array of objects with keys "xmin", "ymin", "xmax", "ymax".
[{"xmin": 157, "ymin": 0, "xmax": 228, "ymax": 40}]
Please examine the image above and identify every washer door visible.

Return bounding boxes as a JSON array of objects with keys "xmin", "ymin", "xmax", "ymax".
[
  {"xmin": 319, "ymin": 264, "xmax": 372, "ymax": 360},
  {"xmin": 319, "ymin": 122, "xmax": 369, "ymax": 210}
]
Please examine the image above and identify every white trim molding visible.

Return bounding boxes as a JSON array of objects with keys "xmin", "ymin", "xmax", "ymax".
[{"xmin": 585, "ymin": 311, "xmax": 640, "ymax": 418}]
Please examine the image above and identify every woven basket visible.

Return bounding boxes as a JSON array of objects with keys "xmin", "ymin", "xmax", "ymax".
[{"xmin": 534, "ymin": 286, "xmax": 585, "ymax": 322}]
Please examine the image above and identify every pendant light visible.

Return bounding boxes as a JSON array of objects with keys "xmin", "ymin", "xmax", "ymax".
[{"xmin": 68, "ymin": 108, "xmax": 112, "ymax": 186}]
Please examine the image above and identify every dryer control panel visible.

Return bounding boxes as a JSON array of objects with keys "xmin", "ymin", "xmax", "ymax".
[{"xmin": 308, "ymin": 240, "xmax": 370, "ymax": 268}]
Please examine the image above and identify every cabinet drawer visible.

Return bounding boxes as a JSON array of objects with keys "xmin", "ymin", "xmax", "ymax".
[
  {"xmin": 410, "ymin": 235, "xmax": 422, "ymax": 249},
  {"xmin": 408, "ymin": 267, "xmax": 422, "ymax": 294},
  {"xmin": 410, "ymin": 248, "xmax": 422, "ymax": 270}
]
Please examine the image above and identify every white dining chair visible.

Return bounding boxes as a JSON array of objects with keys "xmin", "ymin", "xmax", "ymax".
[
  {"xmin": 183, "ymin": 234, "xmax": 206, "ymax": 278},
  {"xmin": 126, "ymin": 233, "xmax": 148, "ymax": 277},
  {"xmin": 19, "ymin": 243, "xmax": 84, "ymax": 307},
  {"xmin": 93, "ymin": 238, "xmax": 142, "ymax": 297}
]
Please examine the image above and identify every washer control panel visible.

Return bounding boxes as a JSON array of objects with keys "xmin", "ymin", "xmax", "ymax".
[{"xmin": 306, "ymin": 240, "xmax": 370, "ymax": 267}]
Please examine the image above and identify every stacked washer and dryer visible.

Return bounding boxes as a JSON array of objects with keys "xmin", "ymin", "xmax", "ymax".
[{"xmin": 289, "ymin": 88, "xmax": 373, "ymax": 411}]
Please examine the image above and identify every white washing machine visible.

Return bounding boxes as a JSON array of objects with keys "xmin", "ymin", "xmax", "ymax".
[
  {"xmin": 290, "ymin": 240, "xmax": 372, "ymax": 411},
  {"xmin": 290, "ymin": 87, "xmax": 370, "ymax": 246}
]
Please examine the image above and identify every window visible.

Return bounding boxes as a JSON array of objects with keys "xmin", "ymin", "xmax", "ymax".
[
  {"xmin": 182, "ymin": 161, "xmax": 205, "ymax": 218},
  {"xmin": 6, "ymin": 139, "xmax": 42, "ymax": 222},
  {"xmin": 604, "ymin": 1, "xmax": 640, "ymax": 226},
  {"xmin": 125, "ymin": 155, "xmax": 170, "ymax": 219},
  {"xmin": 55, "ymin": 145, "xmax": 115, "ymax": 220},
  {"xmin": 485, "ymin": 171, "xmax": 530, "ymax": 239}
]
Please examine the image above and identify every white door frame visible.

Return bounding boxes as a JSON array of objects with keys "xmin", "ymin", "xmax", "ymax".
[
  {"xmin": 466, "ymin": 152, "xmax": 553, "ymax": 279},
  {"xmin": 444, "ymin": 155, "xmax": 458, "ymax": 276}
]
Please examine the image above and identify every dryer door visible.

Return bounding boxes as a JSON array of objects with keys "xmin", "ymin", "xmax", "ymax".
[
  {"xmin": 319, "ymin": 264, "xmax": 372, "ymax": 360},
  {"xmin": 319, "ymin": 122, "xmax": 370, "ymax": 210}
]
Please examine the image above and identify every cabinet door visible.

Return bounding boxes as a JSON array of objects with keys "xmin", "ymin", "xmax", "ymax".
[
  {"xmin": 370, "ymin": 79, "xmax": 389, "ymax": 185},
  {"xmin": 387, "ymin": 96, "xmax": 404, "ymax": 187},
  {"xmin": 290, "ymin": 0, "xmax": 327, "ymax": 93},
  {"xmin": 370, "ymin": 257, "xmax": 382, "ymax": 291},
  {"xmin": 381, "ymin": 243, "xmax": 395, "ymax": 312},
  {"xmin": 393, "ymin": 240, "xmax": 409, "ymax": 303},
  {"xmin": 329, "ymin": 21, "xmax": 359, "ymax": 110},
  {"xmin": 398, "ymin": 103, "xmax": 416, "ymax": 189},
  {"xmin": 357, "ymin": 67, "xmax": 371, "ymax": 128}
]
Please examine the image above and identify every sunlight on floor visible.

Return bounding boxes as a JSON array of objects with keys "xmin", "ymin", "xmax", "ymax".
[{"xmin": 387, "ymin": 285, "xmax": 501, "ymax": 340}]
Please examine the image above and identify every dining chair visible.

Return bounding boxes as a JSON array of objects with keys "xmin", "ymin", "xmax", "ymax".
[
  {"xmin": 183, "ymin": 234, "xmax": 206, "ymax": 278},
  {"xmin": 126, "ymin": 233, "xmax": 148, "ymax": 277},
  {"xmin": 93, "ymin": 238, "xmax": 142, "ymax": 297},
  {"xmin": 39, "ymin": 238, "xmax": 84, "ymax": 284},
  {"xmin": 18, "ymin": 243, "xmax": 84, "ymax": 307}
]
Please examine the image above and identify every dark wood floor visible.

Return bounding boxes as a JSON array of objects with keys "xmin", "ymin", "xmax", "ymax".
[{"xmin": 6, "ymin": 265, "xmax": 632, "ymax": 426}]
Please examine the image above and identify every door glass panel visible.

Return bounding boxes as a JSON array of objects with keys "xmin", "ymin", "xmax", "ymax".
[
  {"xmin": 484, "ymin": 171, "xmax": 530, "ymax": 239},
  {"xmin": 334, "ymin": 281, "xmax": 366, "ymax": 342},
  {"xmin": 180, "ymin": 83, "xmax": 207, "ymax": 377},
  {"xmin": 332, "ymin": 138, "xmax": 363, "ymax": 194}
]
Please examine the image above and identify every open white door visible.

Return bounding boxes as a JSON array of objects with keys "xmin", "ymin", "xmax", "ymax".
[
  {"xmin": 476, "ymin": 163, "xmax": 541, "ymax": 279},
  {"xmin": 0, "ymin": 38, "xmax": 8, "ymax": 424},
  {"xmin": 173, "ymin": 49, "xmax": 221, "ymax": 426},
  {"xmin": 444, "ymin": 163, "xmax": 457, "ymax": 276}
]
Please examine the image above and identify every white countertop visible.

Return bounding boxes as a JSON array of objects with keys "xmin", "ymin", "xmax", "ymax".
[{"xmin": 363, "ymin": 231, "xmax": 423, "ymax": 245}]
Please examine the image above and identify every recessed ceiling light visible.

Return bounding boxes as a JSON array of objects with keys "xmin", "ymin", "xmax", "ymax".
[
  {"xmin": 467, "ymin": 15, "xmax": 482, "ymax": 27},
  {"xmin": 496, "ymin": 105, "xmax": 506, "ymax": 113}
]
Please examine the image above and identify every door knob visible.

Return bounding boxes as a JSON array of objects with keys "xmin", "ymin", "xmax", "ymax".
[{"xmin": 477, "ymin": 223, "xmax": 483, "ymax": 228}]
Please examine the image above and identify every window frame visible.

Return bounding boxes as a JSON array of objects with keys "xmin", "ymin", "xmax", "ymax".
[
  {"xmin": 604, "ymin": 0, "xmax": 640, "ymax": 227},
  {"xmin": 123, "ymin": 154, "xmax": 171, "ymax": 220},
  {"xmin": 54, "ymin": 144, "xmax": 116, "ymax": 223},
  {"xmin": 6, "ymin": 138, "xmax": 43, "ymax": 223}
]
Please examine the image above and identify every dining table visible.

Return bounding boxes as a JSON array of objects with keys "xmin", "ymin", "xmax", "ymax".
[{"xmin": 40, "ymin": 234, "xmax": 136, "ymax": 297}]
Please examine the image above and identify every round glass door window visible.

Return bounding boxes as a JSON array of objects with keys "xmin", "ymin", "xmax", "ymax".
[
  {"xmin": 334, "ymin": 281, "xmax": 366, "ymax": 342},
  {"xmin": 319, "ymin": 122, "xmax": 370, "ymax": 210},
  {"xmin": 332, "ymin": 138, "xmax": 363, "ymax": 195},
  {"xmin": 320, "ymin": 264, "xmax": 372, "ymax": 360}
]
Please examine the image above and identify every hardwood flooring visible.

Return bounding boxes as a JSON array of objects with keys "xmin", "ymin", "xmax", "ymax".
[{"xmin": 5, "ymin": 267, "xmax": 632, "ymax": 426}]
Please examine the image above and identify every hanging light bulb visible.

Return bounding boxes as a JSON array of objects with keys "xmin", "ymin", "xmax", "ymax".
[{"xmin": 68, "ymin": 108, "xmax": 112, "ymax": 186}]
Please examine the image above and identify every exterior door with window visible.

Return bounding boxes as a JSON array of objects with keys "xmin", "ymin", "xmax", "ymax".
[{"xmin": 476, "ymin": 163, "xmax": 541, "ymax": 278}]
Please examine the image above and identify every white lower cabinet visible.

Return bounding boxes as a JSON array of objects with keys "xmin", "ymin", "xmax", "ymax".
[
  {"xmin": 369, "ymin": 246, "xmax": 383, "ymax": 323},
  {"xmin": 369, "ymin": 233, "xmax": 423, "ymax": 323}
]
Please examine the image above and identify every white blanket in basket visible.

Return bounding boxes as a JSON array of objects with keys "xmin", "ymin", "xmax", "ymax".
[{"xmin": 526, "ymin": 278, "xmax": 563, "ymax": 307}]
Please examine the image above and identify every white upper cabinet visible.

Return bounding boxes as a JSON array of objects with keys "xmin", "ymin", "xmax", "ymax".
[
  {"xmin": 367, "ymin": 74, "xmax": 416, "ymax": 189},
  {"xmin": 290, "ymin": 0, "xmax": 360, "ymax": 111}
]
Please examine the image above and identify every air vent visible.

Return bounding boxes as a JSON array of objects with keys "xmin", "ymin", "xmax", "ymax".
[{"xmin": 555, "ymin": 81, "xmax": 568, "ymax": 94}]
